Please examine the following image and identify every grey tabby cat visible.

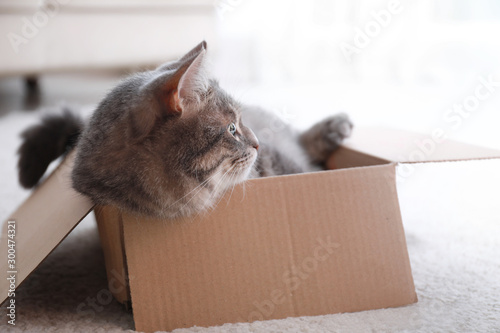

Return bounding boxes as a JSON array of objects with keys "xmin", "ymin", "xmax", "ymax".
[{"xmin": 18, "ymin": 41, "xmax": 352, "ymax": 218}]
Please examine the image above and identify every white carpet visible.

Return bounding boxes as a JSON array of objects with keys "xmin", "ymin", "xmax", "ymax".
[{"xmin": 1, "ymin": 108, "xmax": 500, "ymax": 333}]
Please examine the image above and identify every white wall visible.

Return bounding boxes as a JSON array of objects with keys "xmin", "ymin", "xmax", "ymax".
[{"xmin": 213, "ymin": 0, "xmax": 500, "ymax": 149}]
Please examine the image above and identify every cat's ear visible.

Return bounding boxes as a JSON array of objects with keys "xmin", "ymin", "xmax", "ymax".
[
  {"xmin": 173, "ymin": 42, "xmax": 209, "ymax": 112},
  {"xmin": 155, "ymin": 41, "xmax": 207, "ymax": 72},
  {"xmin": 132, "ymin": 42, "xmax": 208, "ymax": 141},
  {"xmin": 176, "ymin": 41, "xmax": 207, "ymax": 68},
  {"xmin": 157, "ymin": 41, "xmax": 209, "ymax": 116}
]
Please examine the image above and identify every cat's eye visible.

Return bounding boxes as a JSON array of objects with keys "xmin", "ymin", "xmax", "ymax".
[{"xmin": 228, "ymin": 123, "xmax": 237, "ymax": 135}]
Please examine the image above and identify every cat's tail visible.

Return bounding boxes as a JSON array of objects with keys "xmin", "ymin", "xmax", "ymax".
[{"xmin": 17, "ymin": 108, "xmax": 84, "ymax": 188}]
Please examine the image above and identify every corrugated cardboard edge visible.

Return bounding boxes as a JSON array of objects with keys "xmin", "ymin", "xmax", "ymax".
[
  {"xmin": 332, "ymin": 128, "xmax": 500, "ymax": 166},
  {"xmin": 122, "ymin": 163, "xmax": 418, "ymax": 332},
  {"xmin": 326, "ymin": 146, "xmax": 390, "ymax": 170},
  {"xmin": 0, "ymin": 151, "xmax": 95, "ymax": 305},
  {"xmin": 94, "ymin": 205, "xmax": 131, "ymax": 305}
]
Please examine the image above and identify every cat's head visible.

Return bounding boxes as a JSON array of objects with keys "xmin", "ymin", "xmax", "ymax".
[{"xmin": 72, "ymin": 41, "xmax": 259, "ymax": 218}]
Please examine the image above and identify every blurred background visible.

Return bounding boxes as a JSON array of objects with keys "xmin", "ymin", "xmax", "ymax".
[
  {"xmin": 214, "ymin": 0, "xmax": 500, "ymax": 149},
  {"xmin": 1, "ymin": 0, "xmax": 500, "ymax": 150}
]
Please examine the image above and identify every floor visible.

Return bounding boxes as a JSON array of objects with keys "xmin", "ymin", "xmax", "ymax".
[
  {"xmin": 1, "ymin": 73, "xmax": 500, "ymax": 332},
  {"xmin": 0, "ymin": 73, "xmax": 119, "ymax": 115}
]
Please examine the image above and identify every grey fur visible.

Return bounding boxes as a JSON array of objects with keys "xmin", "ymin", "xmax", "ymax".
[
  {"xmin": 18, "ymin": 41, "xmax": 352, "ymax": 218},
  {"xmin": 243, "ymin": 107, "xmax": 352, "ymax": 177}
]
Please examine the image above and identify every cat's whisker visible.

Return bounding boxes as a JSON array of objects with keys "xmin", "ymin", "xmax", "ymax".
[
  {"xmin": 166, "ymin": 168, "xmax": 223, "ymax": 210},
  {"xmin": 174, "ymin": 167, "xmax": 227, "ymax": 214},
  {"xmin": 182, "ymin": 163, "xmax": 234, "ymax": 217},
  {"xmin": 208, "ymin": 165, "xmax": 235, "ymax": 212},
  {"xmin": 241, "ymin": 179, "xmax": 247, "ymax": 203},
  {"xmin": 212, "ymin": 168, "xmax": 232, "ymax": 199},
  {"xmin": 195, "ymin": 176, "xmax": 229, "ymax": 220},
  {"xmin": 225, "ymin": 172, "xmax": 238, "ymax": 207}
]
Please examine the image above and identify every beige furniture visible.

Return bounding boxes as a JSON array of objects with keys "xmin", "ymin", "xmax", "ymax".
[{"xmin": 0, "ymin": 0, "xmax": 216, "ymax": 77}]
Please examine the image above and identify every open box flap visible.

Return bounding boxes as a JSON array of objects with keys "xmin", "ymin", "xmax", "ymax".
[
  {"xmin": 0, "ymin": 151, "xmax": 94, "ymax": 305},
  {"xmin": 327, "ymin": 127, "xmax": 500, "ymax": 170}
]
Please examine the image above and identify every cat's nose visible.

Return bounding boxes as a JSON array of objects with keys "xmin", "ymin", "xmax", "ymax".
[{"xmin": 245, "ymin": 127, "xmax": 259, "ymax": 151}]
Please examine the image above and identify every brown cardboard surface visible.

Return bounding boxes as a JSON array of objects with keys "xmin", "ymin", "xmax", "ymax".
[
  {"xmin": 0, "ymin": 151, "xmax": 94, "ymax": 305},
  {"xmin": 94, "ymin": 206, "xmax": 130, "ymax": 304},
  {"xmin": 122, "ymin": 164, "xmax": 417, "ymax": 332},
  {"xmin": 326, "ymin": 146, "xmax": 390, "ymax": 170},
  {"xmin": 328, "ymin": 128, "xmax": 500, "ymax": 168}
]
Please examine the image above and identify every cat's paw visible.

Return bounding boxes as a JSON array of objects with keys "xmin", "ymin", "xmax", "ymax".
[
  {"xmin": 323, "ymin": 113, "xmax": 353, "ymax": 146},
  {"xmin": 300, "ymin": 113, "xmax": 353, "ymax": 164}
]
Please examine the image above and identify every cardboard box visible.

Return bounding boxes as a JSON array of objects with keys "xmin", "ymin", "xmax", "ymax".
[
  {"xmin": 2, "ymin": 128, "xmax": 499, "ymax": 332},
  {"xmin": 0, "ymin": 150, "xmax": 94, "ymax": 306}
]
